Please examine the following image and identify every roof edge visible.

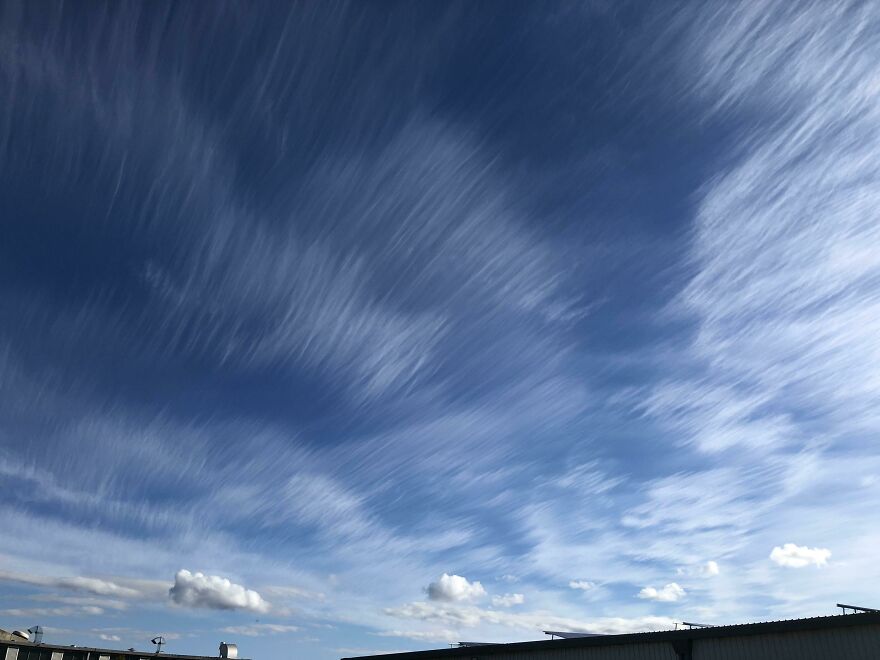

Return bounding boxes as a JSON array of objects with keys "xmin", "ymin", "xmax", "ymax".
[{"xmin": 343, "ymin": 612, "xmax": 880, "ymax": 660}]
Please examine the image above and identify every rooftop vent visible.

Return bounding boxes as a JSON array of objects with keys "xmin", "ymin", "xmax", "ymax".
[{"xmin": 219, "ymin": 642, "xmax": 238, "ymax": 659}]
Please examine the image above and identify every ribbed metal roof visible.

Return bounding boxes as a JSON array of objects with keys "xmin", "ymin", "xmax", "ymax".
[
  {"xmin": 0, "ymin": 638, "xmax": 249, "ymax": 660},
  {"xmin": 341, "ymin": 612, "xmax": 880, "ymax": 660}
]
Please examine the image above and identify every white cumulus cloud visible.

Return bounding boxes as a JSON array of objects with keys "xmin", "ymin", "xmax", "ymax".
[
  {"xmin": 637, "ymin": 583, "xmax": 686, "ymax": 602},
  {"xmin": 770, "ymin": 543, "xmax": 831, "ymax": 568},
  {"xmin": 168, "ymin": 570, "xmax": 269, "ymax": 613},
  {"xmin": 491, "ymin": 593, "xmax": 524, "ymax": 607},
  {"xmin": 425, "ymin": 574, "xmax": 486, "ymax": 603},
  {"xmin": 569, "ymin": 580, "xmax": 595, "ymax": 590}
]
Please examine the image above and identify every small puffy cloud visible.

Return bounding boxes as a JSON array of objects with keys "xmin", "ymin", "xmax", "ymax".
[
  {"xmin": 770, "ymin": 543, "xmax": 831, "ymax": 568},
  {"xmin": 638, "ymin": 583, "xmax": 686, "ymax": 602},
  {"xmin": 569, "ymin": 580, "xmax": 595, "ymax": 591},
  {"xmin": 700, "ymin": 561, "xmax": 719, "ymax": 576},
  {"xmin": 220, "ymin": 624, "xmax": 299, "ymax": 637},
  {"xmin": 426, "ymin": 574, "xmax": 486, "ymax": 603},
  {"xmin": 99, "ymin": 634, "xmax": 121, "ymax": 642},
  {"xmin": 169, "ymin": 570, "xmax": 269, "ymax": 613},
  {"xmin": 677, "ymin": 561, "xmax": 719, "ymax": 578},
  {"xmin": 492, "ymin": 593, "xmax": 524, "ymax": 607},
  {"xmin": 499, "ymin": 574, "xmax": 520, "ymax": 583}
]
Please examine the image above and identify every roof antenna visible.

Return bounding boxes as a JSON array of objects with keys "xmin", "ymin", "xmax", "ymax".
[{"xmin": 151, "ymin": 636, "xmax": 166, "ymax": 654}]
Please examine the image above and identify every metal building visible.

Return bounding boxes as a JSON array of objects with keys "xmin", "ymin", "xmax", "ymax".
[
  {"xmin": 344, "ymin": 612, "xmax": 880, "ymax": 660},
  {"xmin": 0, "ymin": 638, "xmax": 248, "ymax": 660}
]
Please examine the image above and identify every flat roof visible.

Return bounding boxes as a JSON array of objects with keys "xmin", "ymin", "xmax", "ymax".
[
  {"xmin": 0, "ymin": 638, "xmax": 249, "ymax": 660},
  {"xmin": 342, "ymin": 612, "xmax": 880, "ymax": 660}
]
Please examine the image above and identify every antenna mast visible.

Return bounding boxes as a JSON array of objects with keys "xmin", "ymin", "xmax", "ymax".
[{"xmin": 151, "ymin": 636, "xmax": 166, "ymax": 654}]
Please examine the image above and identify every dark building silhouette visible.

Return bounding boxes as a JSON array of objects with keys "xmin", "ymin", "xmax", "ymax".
[{"xmin": 344, "ymin": 612, "xmax": 880, "ymax": 660}]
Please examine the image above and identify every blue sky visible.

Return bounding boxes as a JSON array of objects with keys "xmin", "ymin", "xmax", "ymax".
[{"xmin": 1, "ymin": 1, "xmax": 879, "ymax": 658}]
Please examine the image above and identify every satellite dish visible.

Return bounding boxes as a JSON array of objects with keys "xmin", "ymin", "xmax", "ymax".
[{"xmin": 151, "ymin": 636, "xmax": 166, "ymax": 654}]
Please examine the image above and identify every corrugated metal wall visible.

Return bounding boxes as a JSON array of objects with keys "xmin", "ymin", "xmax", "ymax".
[
  {"xmin": 412, "ymin": 624, "xmax": 880, "ymax": 660},
  {"xmin": 694, "ymin": 625, "xmax": 880, "ymax": 659}
]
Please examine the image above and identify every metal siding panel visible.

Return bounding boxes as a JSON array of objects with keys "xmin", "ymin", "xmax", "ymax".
[
  {"xmin": 694, "ymin": 636, "xmax": 721, "ymax": 660},
  {"xmin": 692, "ymin": 624, "xmax": 880, "ymax": 660},
  {"xmin": 856, "ymin": 624, "xmax": 874, "ymax": 655},
  {"xmin": 5, "ymin": 648, "xmax": 19, "ymax": 660},
  {"xmin": 416, "ymin": 625, "xmax": 880, "ymax": 660},
  {"xmin": 821, "ymin": 627, "xmax": 839, "ymax": 657}
]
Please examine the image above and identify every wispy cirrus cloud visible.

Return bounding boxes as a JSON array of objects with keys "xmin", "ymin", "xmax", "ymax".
[
  {"xmin": 0, "ymin": 570, "xmax": 167, "ymax": 601},
  {"xmin": 650, "ymin": 0, "xmax": 880, "ymax": 455},
  {"xmin": 385, "ymin": 600, "xmax": 675, "ymax": 636},
  {"xmin": 29, "ymin": 594, "xmax": 129, "ymax": 612},
  {"xmin": 2, "ymin": 1, "xmax": 880, "ymax": 657},
  {"xmin": 219, "ymin": 624, "xmax": 300, "ymax": 637},
  {"xmin": 622, "ymin": 0, "xmax": 880, "ymax": 620},
  {"xmin": 677, "ymin": 561, "xmax": 719, "ymax": 578},
  {"xmin": 0, "ymin": 606, "xmax": 106, "ymax": 617},
  {"xmin": 1, "ymin": 4, "xmax": 577, "ymax": 411},
  {"xmin": 373, "ymin": 629, "xmax": 459, "ymax": 643}
]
